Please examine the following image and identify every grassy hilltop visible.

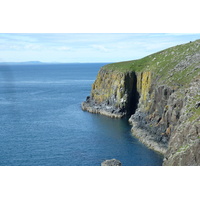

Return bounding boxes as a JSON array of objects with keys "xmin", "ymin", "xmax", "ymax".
[{"xmin": 103, "ymin": 39, "xmax": 200, "ymax": 86}]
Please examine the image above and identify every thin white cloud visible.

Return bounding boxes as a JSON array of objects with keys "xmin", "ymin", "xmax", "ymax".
[
  {"xmin": 142, "ymin": 42, "xmax": 177, "ymax": 51},
  {"xmin": 9, "ymin": 45, "xmax": 21, "ymax": 50},
  {"xmin": 91, "ymin": 44, "xmax": 109, "ymax": 52},
  {"xmin": 54, "ymin": 46, "xmax": 71, "ymax": 51},
  {"xmin": 164, "ymin": 33, "xmax": 199, "ymax": 36},
  {"xmin": 24, "ymin": 44, "xmax": 41, "ymax": 50}
]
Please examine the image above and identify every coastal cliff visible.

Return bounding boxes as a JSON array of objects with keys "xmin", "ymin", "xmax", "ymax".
[
  {"xmin": 82, "ymin": 40, "xmax": 200, "ymax": 166},
  {"xmin": 82, "ymin": 70, "xmax": 138, "ymax": 118}
]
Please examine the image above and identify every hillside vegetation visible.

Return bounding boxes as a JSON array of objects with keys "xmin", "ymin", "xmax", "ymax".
[{"xmin": 104, "ymin": 39, "xmax": 200, "ymax": 86}]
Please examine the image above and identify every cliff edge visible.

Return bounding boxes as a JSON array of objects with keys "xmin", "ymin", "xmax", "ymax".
[
  {"xmin": 82, "ymin": 40, "xmax": 200, "ymax": 166},
  {"xmin": 82, "ymin": 70, "xmax": 138, "ymax": 118}
]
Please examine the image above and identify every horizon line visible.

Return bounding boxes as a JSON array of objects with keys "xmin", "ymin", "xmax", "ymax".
[{"xmin": 0, "ymin": 61, "xmax": 113, "ymax": 64}]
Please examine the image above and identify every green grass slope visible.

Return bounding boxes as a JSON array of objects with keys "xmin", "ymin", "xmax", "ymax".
[{"xmin": 103, "ymin": 39, "xmax": 200, "ymax": 87}]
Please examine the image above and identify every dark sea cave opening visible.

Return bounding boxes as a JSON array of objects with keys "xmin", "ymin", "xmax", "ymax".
[{"xmin": 127, "ymin": 72, "xmax": 140, "ymax": 117}]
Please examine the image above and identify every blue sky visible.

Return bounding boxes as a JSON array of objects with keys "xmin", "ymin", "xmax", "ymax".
[{"xmin": 0, "ymin": 33, "xmax": 200, "ymax": 63}]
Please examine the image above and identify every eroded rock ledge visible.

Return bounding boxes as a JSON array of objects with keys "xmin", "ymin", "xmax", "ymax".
[
  {"xmin": 81, "ymin": 97, "xmax": 124, "ymax": 118},
  {"xmin": 129, "ymin": 119, "xmax": 168, "ymax": 154}
]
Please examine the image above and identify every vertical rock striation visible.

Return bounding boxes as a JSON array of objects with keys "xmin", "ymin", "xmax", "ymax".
[
  {"xmin": 82, "ymin": 69, "xmax": 138, "ymax": 118},
  {"xmin": 163, "ymin": 75, "xmax": 200, "ymax": 165}
]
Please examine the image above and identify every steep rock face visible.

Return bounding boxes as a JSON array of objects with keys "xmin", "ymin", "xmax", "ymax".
[
  {"xmin": 82, "ymin": 40, "xmax": 200, "ymax": 165},
  {"xmin": 163, "ymin": 75, "xmax": 200, "ymax": 165},
  {"xmin": 129, "ymin": 82, "xmax": 183, "ymax": 154},
  {"xmin": 82, "ymin": 69, "xmax": 138, "ymax": 118},
  {"xmin": 136, "ymin": 71, "xmax": 152, "ymax": 110}
]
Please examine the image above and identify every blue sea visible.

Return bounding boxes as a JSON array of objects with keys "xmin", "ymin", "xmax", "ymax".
[{"xmin": 0, "ymin": 63, "xmax": 163, "ymax": 166}]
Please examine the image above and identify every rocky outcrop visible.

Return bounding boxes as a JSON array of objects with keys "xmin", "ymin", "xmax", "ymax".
[
  {"xmin": 82, "ymin": 40, "xmax": 200, "ymax": 166},
  {"xmin": 82, "ymin": 69, "xmax": 138, "ymax": 118},
  {"xmin": 163, "ymin": 75, "xmax": 200, "ymax": 165},
  {"xmin": 101, "ymin": 159, "xmax": 122, "ymax": 166},
  {"xmin": 128, "ymin": 84, "xmax": 184, "ymax": 154}
]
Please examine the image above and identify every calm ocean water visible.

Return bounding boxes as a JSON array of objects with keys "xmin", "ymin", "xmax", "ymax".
[{"xmin": 0, "ymin": 63, "xmax": 163, "ymax": 166}]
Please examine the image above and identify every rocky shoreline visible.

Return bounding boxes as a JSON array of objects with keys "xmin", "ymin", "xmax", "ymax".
[
  {"xmin": 82, "ymin": 96, "xmax": 168, "ymax": 155},
  {"xmin": 128, "ymin": 118, "xmax": 167, "ymax": 155}
]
